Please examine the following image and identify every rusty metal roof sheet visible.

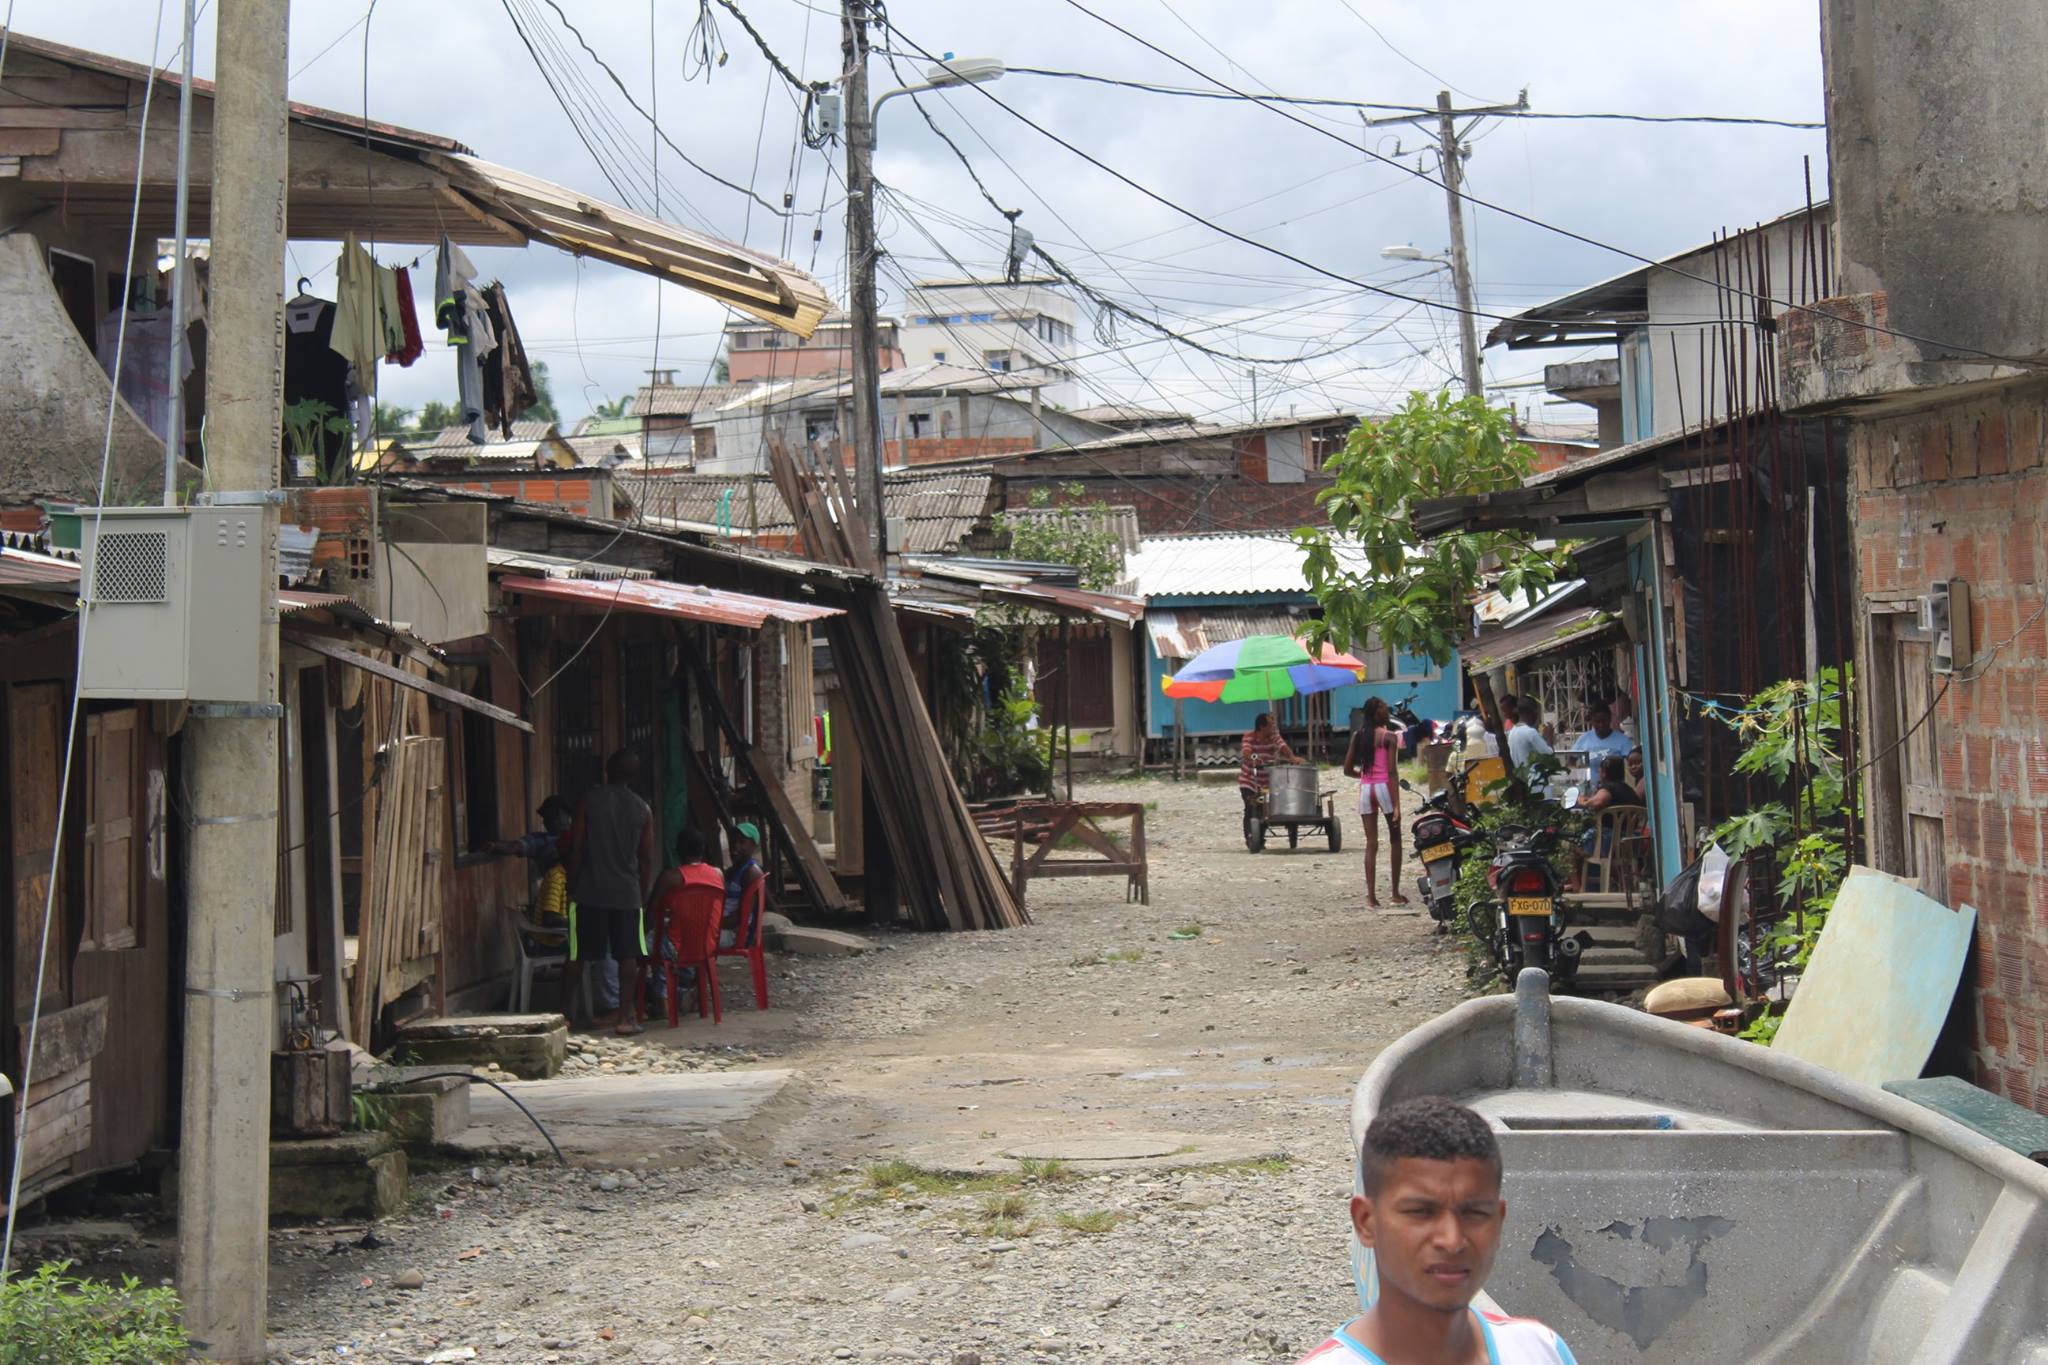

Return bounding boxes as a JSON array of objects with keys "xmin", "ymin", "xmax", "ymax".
[
  {"xmin": 1144, "ymin": 606, "xmax": 1309, "ymax": 659},
  {"xmin": 497, "ymin": 574, "xmax": 841, "ymax": 627}
]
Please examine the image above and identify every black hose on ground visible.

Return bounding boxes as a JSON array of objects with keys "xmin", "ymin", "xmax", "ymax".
[{"xmin": 388, "ymin": 1070, "xmax": 568, "ymax": 1166}]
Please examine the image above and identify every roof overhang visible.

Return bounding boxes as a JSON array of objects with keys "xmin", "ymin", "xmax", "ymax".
[
  {"xmin": 496, "ymin": 573, "xmax": 842, "ymax": 628},
  {"xmin": 1460, "ymin": 607, "xmax": 1623, "ymax": 673}
]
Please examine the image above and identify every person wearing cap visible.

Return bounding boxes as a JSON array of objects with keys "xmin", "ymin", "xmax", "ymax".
[
  {"xmin": 491, "ymin": 795, "xmax": 624, "ymax": 1020},
  {"xmin": 723, "ymin": 822, "xmax": 767, "ymax": 949}
]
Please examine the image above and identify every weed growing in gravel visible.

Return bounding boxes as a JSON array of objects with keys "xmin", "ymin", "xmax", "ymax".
[
  {"xmin": 864, "ymin": 1160, "xmax": 923, "ymax": 1190},
  {"xmin": 979, "ymin": 1215, "xmax": 1041, "ymax": 1239},
  {"xmin": 1070, "ymin": 948, "xmax": 1143, "ymax": 967},
  {"xmin": 1169, "ymin": 922, "xmax": 1206, "ymax": 939},
  {"xmin": 1018, "ymin": 1157, "xmax": 1077, "ymax": 1184},
  {"xmin": 981, "ymin": 1193, "xmax": 1031, "ymax": 1220},
  {"xmin": 1188, "ymin": 1156, "xmax": 1293, "ymax": 1177},
  {"xmin": 1056, "ymin": 1210, "xmax": 1126, "ymax": 1234}
]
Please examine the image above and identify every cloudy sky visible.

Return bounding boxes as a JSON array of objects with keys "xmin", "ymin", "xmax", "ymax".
[{"xmin": 13, "ymin": 0, "xmax": 1828, "ymax": 428}]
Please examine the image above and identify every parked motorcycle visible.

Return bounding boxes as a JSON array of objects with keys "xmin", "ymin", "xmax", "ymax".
[
  {"xmin": 1402, "ymin": 780, "xmax": 1481, "ymax": 925},
  {"xmin": 1482, "ymin": 823, "xmax": 1590, "ymax": 985}
]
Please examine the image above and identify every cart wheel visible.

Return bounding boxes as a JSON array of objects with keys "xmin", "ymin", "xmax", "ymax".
[
  {"xmin": 1244, "ymin": 812, "xmax": 1265, "ymax": 853},
  {"xmin": 1327, "ymin": 818, "xmax": 1343, "ymax": 852},
  {"xmin": 1288, "ymin": 825, "xmax": 1300, "ymax": 849}
]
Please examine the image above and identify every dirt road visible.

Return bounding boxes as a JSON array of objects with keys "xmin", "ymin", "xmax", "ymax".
[{"xmin": 262, "ymin": 774, "xmax": 1472, "ymax": 1363}]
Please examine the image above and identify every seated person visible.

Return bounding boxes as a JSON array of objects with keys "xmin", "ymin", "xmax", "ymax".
[
  {"xmin": 1297, "ymin": 1097, "xmax": 1575, "ymax": 1364},
  {"xmin": 1580, "ymin": 755, "xmax": 1643, "ymax": 814},
  {"xmin": 723, "ymin": 822, "xmax": 768, "ymax": 949},
  {"xmin": 645, "ymin": 826, "xmax": 725, "ymax": 954}
]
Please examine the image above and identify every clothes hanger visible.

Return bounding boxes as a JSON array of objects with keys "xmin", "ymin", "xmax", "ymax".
[{"xmin": 288, "ymin": 276, "xmax": 320, "ymax": 306}]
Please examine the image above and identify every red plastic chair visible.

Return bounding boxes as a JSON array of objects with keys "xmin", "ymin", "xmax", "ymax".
[
  {"xmin": 654, "ymin": 882, "xmax": 724, "ymax": 1027},
  {"xmin": 717, "ymin": 877, "xmax": 771, "ymax": 1010}
]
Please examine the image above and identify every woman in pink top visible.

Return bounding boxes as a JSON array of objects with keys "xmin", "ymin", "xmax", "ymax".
[{"xmin": 1344, "ymin": 697, "xmax": 1408, "ymax": 908}]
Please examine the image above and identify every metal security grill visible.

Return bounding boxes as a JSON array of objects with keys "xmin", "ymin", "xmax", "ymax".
[{"xmin": 92, "ymin": 531, "xmax": 169, "ymax": 603}]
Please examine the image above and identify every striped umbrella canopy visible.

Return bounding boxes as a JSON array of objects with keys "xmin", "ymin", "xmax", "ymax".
[{"xmin": 1161, "ymin": 633, "xmax": 1368, "ymax": 704}]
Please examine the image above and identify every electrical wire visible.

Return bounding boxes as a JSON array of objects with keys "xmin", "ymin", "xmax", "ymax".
[
  {"xmin": 1046, "ymin": 0, "xmax": 2048, "ymax": 372},
  {"xmin": 3, "ymin": 0, "xmax": 175, "ymax": 1277},
  {"xmin": 1002, "ymin": 67, "xmax": 1824, "ymax": 129}
]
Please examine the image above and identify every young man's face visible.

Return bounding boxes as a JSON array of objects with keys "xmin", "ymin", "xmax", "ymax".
[
  {"xmin": 1352, "ymin": 1156, "xmax": 1505, "ymax": 1315},
  {"xmin": 1590, "ymin": 709, "xmax": 1612, "ymax": 736}
]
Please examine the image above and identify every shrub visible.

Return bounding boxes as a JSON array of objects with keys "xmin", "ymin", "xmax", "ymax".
[{"xmin": 0, "ymin": 1261, "xmax": 188, "ymax": 1364}]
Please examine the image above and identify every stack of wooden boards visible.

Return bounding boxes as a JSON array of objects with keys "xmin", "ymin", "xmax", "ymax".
[
  {"xmin": 767, "ymin": 436, "xmax": 1027, "ymax": 931},
  {"xmin": 350, "ymin": 733, "xmax": 446, "ymax": 1034}
]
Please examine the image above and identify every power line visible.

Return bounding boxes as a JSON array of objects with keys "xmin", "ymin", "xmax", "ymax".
[
  {"xmin": 1330, "ymin": 0, "xmax": 1493, "ymax": 102},
  {"xmin": 1003, "ymin": 67, "xmax": 1824, "ymax": 129},
  {"xmin": 1049, "ymin": 0, "xmax": 2048, "ymax": 373}
]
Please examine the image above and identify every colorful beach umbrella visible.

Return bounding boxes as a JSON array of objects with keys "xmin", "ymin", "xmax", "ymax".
[{"xmin": 1161, "ymin": 633, "xmax": 1368, "ymax": 704}]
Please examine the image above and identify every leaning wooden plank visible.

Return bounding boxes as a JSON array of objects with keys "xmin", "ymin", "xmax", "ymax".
[{"xmin": 296, "ymin": 635, "xmax": 534, "ymax": 733}]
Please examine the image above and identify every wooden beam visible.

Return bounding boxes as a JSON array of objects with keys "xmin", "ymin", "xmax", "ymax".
[{"xmin": 293, "ymin": 636, "xmax": 533, "ymax": 733}]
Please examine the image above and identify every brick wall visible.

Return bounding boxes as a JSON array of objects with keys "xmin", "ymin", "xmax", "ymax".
[
  {"xmin": 1005, "ymin": 473, "xmax": 1333, "ymax": 536},
  {"xmin": 1851, "ymin": 383, "xmax": 2048, "ymax": 1112}
]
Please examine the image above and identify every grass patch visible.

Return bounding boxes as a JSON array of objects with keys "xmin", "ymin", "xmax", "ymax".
[
  {"xmin": 980, "ymin": 1192, "xmax": 1032, "ymax": 1220},
  {"xmin": 978, "ymin": 1215, "xmax": 1041, "ymax": 1239},
  {"xmin": 1018, "ymin": 1157, "xmax": 1078, "ymax": 1184},
  {"xmin": 1056, "ymin": 1209, "xmax": 1126, "ymax": 1234},
  {"xmin": 864, "ymin": 1159, "xmax": 923, "ymax": 1190},
  {"xmin": 1168, "ymin": 921, "xmax": 1205, "ymax": 940},
  {"xmin": 1070, "ymin": 947, "xmax": 1143, "ymax": 967}
]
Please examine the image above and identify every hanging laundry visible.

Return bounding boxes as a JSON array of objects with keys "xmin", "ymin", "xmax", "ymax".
[
  {"xmin": 329, "ymin": 232, "xmax": 386, "ymax": 382},
  {"xmin": 283, "ymin": 289, "xmax": 351, "ymax": 478},
  {"xmin": 478, "ymin": 281, "xmax": 538, "ymax": 439},
  {"xmin": 385, "ymin": 264, "xmax": 423, "ymax": 367},
  {"xmin": 95, "ymin": 306, "xmax": 191, "ymax": 443},
  {"xmin": 435, "ymin": 235, "xmax": 496, "ymax": 443}
]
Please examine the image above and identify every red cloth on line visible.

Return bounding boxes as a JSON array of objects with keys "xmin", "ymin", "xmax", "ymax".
[{"xmin": 387, "ymin": 265, "xmax": 424, "ymax": 367}]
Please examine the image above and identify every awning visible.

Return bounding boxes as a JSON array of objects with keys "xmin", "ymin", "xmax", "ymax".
[
  {"xmin": 435, "ymin": 156, "xmax": 831, "ymax": 337},
  {"xmin": 1145, "ymin": 606, "xmax": 1307, "ymax": 659},
  {"xmin": 486, "ymin": 547, "xmax": 653, "ymax": 582},
  {"xmin": 1459, "ymin": 607, "xmax": 1622, "ymax": 673},
  {"xmin": 497, "ymin": 574, "xmax": 842, "ymax": 628},
  {"xmin": 980, "ymin": 582, "xmax": 1143, "ymax": 624}
]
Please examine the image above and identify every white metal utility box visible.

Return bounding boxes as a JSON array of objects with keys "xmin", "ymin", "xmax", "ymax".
[{"xmin": 77, "ymin": 506, "xmax": 264, "ymax": 702}]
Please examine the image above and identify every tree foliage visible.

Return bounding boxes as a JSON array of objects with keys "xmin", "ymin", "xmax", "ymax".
[
  {"xmin": 520, "ymin": 360, "xmax": 560, "ymax": 424},
  {"xmin": 417, "ymin": 399, "xmax": 463, "ymax": 432},
  {"xmin": 1295, "ymin": 390, "xmax": 1571, "ymax": 664},
  {"xmin": 991, "ymin": 484, "xmax": 1125, "ymax": 591}
]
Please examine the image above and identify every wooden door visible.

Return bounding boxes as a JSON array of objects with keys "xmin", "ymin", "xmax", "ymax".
[
  {"xmin": 1895, "ymin": 635, "xmax": 1946, "ymax": 900},
  {"xmin": 11, "ymin": 685, "xmax": 68, "ymax": 1018},
  {"xmin": 81, "ymin": 709, "xmax": 137, "ymax": 951}
]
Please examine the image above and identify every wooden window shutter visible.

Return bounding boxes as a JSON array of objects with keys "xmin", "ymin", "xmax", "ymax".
[{"xmin": 82, "ymin": 709, "xmax": 138, "ymax": 951}]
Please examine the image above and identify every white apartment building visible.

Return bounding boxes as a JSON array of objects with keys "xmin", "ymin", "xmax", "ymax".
[{"xmin": 898, "ymin": 277, "xmax": 1080, "ymax": 408}]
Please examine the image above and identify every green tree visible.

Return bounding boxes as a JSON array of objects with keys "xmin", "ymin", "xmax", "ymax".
[
  {"xmin": 417, "ymin": 399, "xmax": 462, "ymax": 431},
  {"xmin": 591, "ymin": 394, "xmax": 633, "ymax": 421},
  {"xmin": 990, "ymin": 483, "xmax": 1125, "ymax": 590},
  {"xmin": 1295, "ymin": 390, "xmax": 1570, "ymax": 665},
  {"xmin": 372, "ymin": 401, "xmax": 414, "ymax": 433},
  {"xmin": 520, "ymin": 360, "xmax": 560, "ymax": 424}
]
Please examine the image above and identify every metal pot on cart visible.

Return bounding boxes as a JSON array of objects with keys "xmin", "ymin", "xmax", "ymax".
[{"xmin": 1245, "ymin": 762, "xmax": 1344, "ymax": 853}]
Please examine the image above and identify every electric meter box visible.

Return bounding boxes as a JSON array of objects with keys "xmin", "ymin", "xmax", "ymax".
[{"xmin": 77, "ymin": 506, "xmax": 264, "ymax": 702}]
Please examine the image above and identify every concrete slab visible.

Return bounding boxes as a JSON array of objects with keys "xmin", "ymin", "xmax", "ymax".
[
  {"xmin": 167, "ymin": 1131, "xmax": 410, "ymax": 1221},
  {"xmin": 443, "ymin": 1068, "xmax": 801, "ymax": 1168},
  {"xmin": 776, "ymin": 926, "xmax": 870, "ymax": 956},
  {"xmin": 396, "ymin": 1015, "xmax": 568, "ymax": 1079}
]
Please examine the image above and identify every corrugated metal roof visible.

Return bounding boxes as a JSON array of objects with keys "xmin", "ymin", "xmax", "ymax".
[
  {"xmin": 424, "ymin": 420, "xmax": 558, "ymax": 450},
  {"xmin": 631, "ymin": 382, "xmax": 756, "ymax": 418},
  {"xmin": 1460, "ymin": 607, "xmax": 1620, "ymax": 672},
  {"xmin": 999, "ymin": 503, "xmax": 1141, "ymax": 558},
  {"xmin": 1003, "ymin": 411, "xmax": 1356, "ymax": 461},
  {"xmin": 486, "ymin": 548, "xmax": 652, "ymax": 581},
  {"xmin": 624, "ymin": 470, "xmax": 997, "ymax": 555},
  {"xmin": 1128, "ymin": 533, "xmax": 1368, "ymax": 599},
  {"xmin": 1144, "ymin": 605, "xmax": 1307, "ymax": 659},
  {"xmin": 0, "ymin": 546, "xmax": 82, "ymax": 586},
  {"xmin": 497, "ymin": 574, "xmax": 841, "ymax": 627}
]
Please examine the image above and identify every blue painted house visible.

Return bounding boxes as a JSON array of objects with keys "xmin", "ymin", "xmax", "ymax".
[{"xmin": 1128, "ymin": 533, "xmax": 1461, "ymax": 761}]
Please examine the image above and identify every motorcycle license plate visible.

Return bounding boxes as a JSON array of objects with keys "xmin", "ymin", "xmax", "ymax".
[
  {"xmin": 1508, "ymin": 896, "xmax": 1554, "ymax": 918},
  {"xmin": 1420, "ymin": 842, "xmax": 1455, "ymax": 863}
]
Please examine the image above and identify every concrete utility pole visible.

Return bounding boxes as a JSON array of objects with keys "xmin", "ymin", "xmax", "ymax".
[
  {"xmin": 176, "ymin": 1, "xmax": 287, "ymax": 1359},
  {"xmin": 1434, "ymin": 91, "xmax": 1486, "ymax": 403},
  {"xmin": 840, "ymin": 0, "xmax": 887, "ymax": 564},
  {"xmin": 1365, "ymin": 90, "xmax": 1528, "ymax": 403}
]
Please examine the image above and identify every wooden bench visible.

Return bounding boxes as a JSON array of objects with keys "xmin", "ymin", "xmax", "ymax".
[{"xmin": 975, "ymin": 802, "xmax": 1149, "ymax": 907}]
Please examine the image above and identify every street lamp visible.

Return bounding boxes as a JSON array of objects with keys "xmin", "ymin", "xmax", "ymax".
[
  {"xmin": 843, "ymin": 33, "xmax": 1006, "ymax": 564},
  {"xmin": 1380, "ymin": 246, "xmax": 1482, "ymax": 399}
]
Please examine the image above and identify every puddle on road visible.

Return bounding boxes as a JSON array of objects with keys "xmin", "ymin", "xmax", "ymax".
[{"xmin": 1120, "ymin": 1068, "xmax": 1189, "ymax": 1080}]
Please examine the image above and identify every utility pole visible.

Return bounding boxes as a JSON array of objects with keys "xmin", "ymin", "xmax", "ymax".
[
  {"xmin": 840, "ymin": 1, "xmax": 887, "ymax": 565},
  {"xmin": 176, "ymin": 1, "xmax": 286, "ymax": 1359},
  {"xmin": 1365, "ymin": 90, "xmax": 1526, "ymax": 403},
  {"xmin": 1434, "ymin": 92, "xmax": 1485, "ymax": 403}
]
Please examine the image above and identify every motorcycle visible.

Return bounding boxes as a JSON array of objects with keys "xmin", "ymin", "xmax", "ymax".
[
  {"xmin": 1482, "ymin": 822, "xmax": 1590, "ymax": 985},
  {"xmin": 1402, "ymin": 780, "xmax": 1481, "ymax": 926}
]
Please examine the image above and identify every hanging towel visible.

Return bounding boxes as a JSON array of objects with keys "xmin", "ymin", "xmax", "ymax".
[
  {"xmin": 329, "ymin": 233, "xmax": 385, "ymax": 382},
  {"xmin": 386, "ymin": 264, "xmax": 424, "ymax": 367}
]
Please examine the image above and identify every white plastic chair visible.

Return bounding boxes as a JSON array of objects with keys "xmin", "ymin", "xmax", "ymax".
[{"xmin": 513, "ymin": 917, "xmax": 592, "ymax": 1017}]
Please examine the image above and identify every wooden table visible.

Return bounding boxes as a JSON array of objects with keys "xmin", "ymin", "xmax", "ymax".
[{"xmin": 974, "ymin": 802, "xmax": 1149, "ymax": 908}]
